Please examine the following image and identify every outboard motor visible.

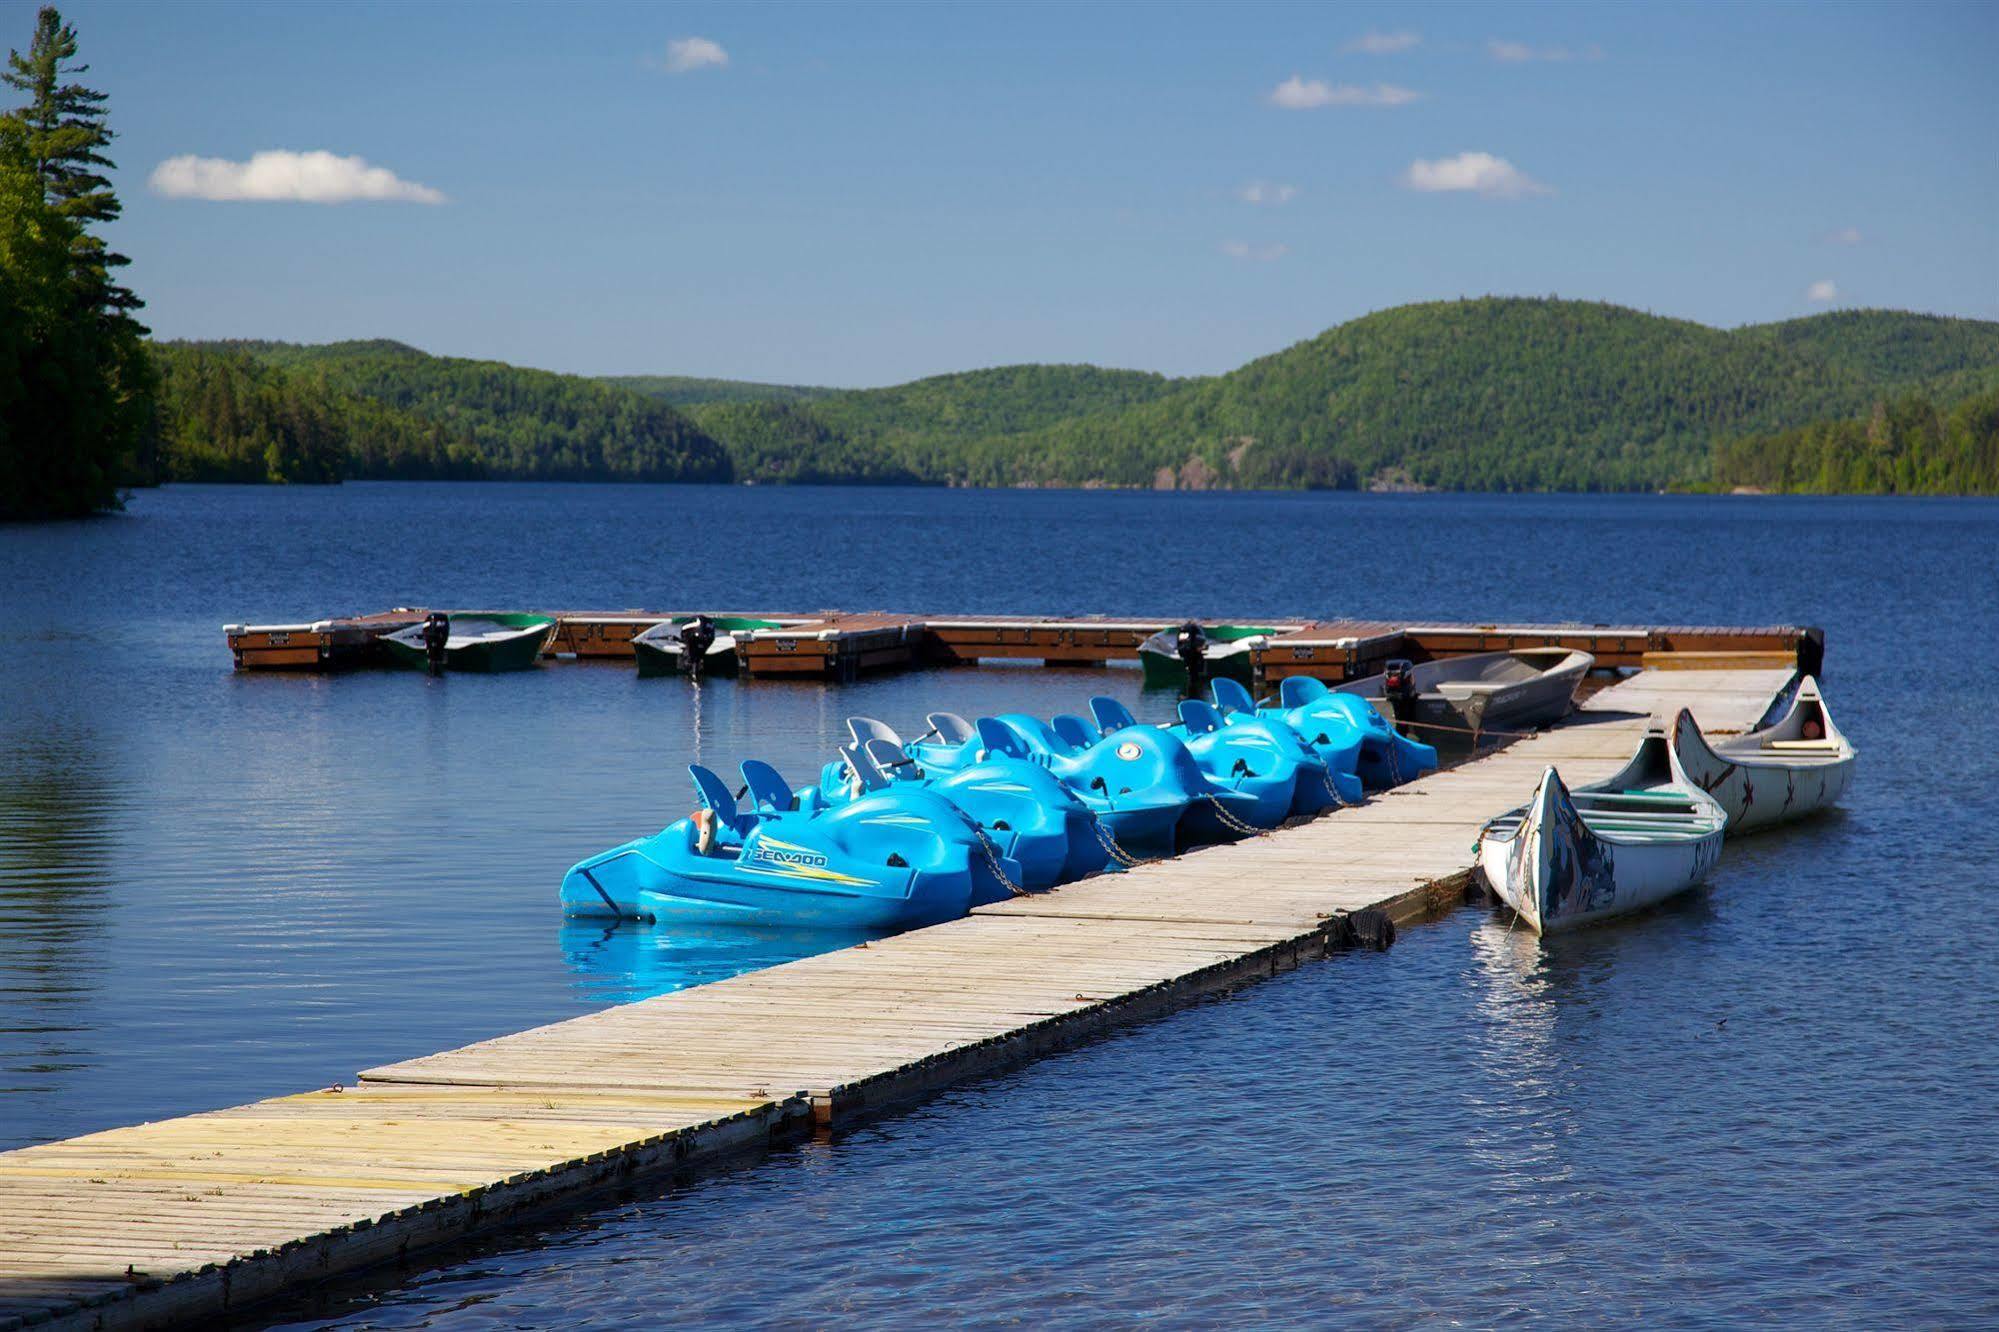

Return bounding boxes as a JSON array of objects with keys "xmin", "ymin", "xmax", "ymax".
[
  {"xmin": 1175, "ymin": 621, "xmax": 1207, "ymax": 691},
  {"xmin": 1382, "ymin": 658, "xmax": 1419, "ymax": 729},
  {"xmin": 679, "ymin": 614, "xmax": 717, "ymax": 677},
  {"xmin": 420, "ymin": 612, "xmax": 450, "ymax": 676}
]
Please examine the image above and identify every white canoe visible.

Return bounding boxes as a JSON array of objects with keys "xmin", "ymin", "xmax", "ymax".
[
  {"xmin": 1477, "ymin": 740, "xmax": 1726, "ymax": 934},
  {"xmin": 1668, "ymin": 676, "xmax": 1855, "ymax": 833}
]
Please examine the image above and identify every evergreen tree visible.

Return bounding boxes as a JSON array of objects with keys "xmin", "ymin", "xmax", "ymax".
[{"xmin": 0, "ymin": 5, "xmax": 153, "ymax": 519}]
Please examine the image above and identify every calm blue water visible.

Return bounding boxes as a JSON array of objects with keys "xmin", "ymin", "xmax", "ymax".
[{"xmin": 4, "ymin": 484, "xmax": 1996, "ymax": 1326}]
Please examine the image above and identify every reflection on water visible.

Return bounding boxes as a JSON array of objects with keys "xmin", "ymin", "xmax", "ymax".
[
  {"xmin": 562, "ymin": 918, "xmax": 869, "ymax": 1007},
  {"xmin": 0, "ymin": 729, "xmax": 118, "ymax": 1102}
]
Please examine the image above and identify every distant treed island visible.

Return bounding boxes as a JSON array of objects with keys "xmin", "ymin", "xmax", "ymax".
[
  {"xmin": 155, "ymin": 299, "xmax": 1999, "ymax": 497},
  {"xmin": 3, "ymin": 8, "xmax": 1996, "ymax": 520}
]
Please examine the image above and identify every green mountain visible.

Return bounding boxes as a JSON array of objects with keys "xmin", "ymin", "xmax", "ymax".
[
  {"xmin": 149, "ymin": 300, "xmax": 1999, "ymax": 492},
  {"xmin": 158, "ymin": 339, "xmax": 731, "ymax": 483},
  {"xmin": 694, "ymin": 364, "xmax": 1187, "ymax": 484},
  {"xmin": 677, "ymin": 299, "xmax": 1999, "ymax": 491}
]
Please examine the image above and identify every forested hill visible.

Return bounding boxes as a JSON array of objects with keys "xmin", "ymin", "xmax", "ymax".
[
  {"xmin": 145, "ymin": 300, "xmax": 1999, "ymax": 492},
  {"xmin": 657, "ymin": 300, "xmax": 1999, "ymax": 491},
  {"xmin": 689, "ymin": 365, "xmax": 1189, "ymax": 484},
  {"xmin": 1712, "ymin": 387, "xmax": 1999, "ymax": 495},
  {"xmin": 152, "ymin": 340, "xmax": 731, "ymax": 483}
]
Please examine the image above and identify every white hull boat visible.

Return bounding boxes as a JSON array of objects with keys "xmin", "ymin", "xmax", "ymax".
[
  {"xmin": 1477, "ymin": 734, "xmax": 1726, "ymax": 934},
  {"xmin": 1668, "ymin": 676, "xmax": 1855, "ymax": 833}
]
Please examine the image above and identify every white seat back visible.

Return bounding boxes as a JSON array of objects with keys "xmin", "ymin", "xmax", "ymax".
[
  {"xmin": 927, "ymin": 711, "xmax": 975, "ymax": 744},
  {"xmin": 839, "ymin": 741, "xmax": 893, "ymax": 793},
  {"xmin": 847, "ymin": 716, "xmax": 905, "ymax": 750}
]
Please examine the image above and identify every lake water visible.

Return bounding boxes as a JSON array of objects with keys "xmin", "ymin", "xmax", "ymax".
[{"xmin": 4, "ymin": 484, "xmax": 1996, "ymax": 1326}]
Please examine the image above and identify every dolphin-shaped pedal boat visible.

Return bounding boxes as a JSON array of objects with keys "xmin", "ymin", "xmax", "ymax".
[
  {"xmin": 1087, "ymin": 696, "xmax": 1330, "ymax": 821},
  {"xmin": 1220, "ymin": 676, "xmax": 1438, "ymax": 790},
  {"xmin": 909, "ymin": 712, "xmax": 1215, "ymax": 859},
  {"xmin": 560, "ymin": 764, "xmax": 1020, "ymax": 931},
  {"xmin": 789, "ymin": 720, "xmax": 1107, "ymax": 889}
]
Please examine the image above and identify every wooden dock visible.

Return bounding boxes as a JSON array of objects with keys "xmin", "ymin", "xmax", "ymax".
[
  {"xmin": 0, "ymin": 667, "xmax": 1798, "ymax": 1331},
  {"xmin": 225, "ymin": 607, "xmax": 1823, "ymax": 683}
]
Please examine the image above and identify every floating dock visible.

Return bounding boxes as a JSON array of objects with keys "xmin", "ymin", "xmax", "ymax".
[
  {"xmin": 225, "ymin": 608, "xmax": 1822, "ymax": 683},
  {"xmin": 0, "ymin": 666, "xmax": 1798, "ymax": 1330}
]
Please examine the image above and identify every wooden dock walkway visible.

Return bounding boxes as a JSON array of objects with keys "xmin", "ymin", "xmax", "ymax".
[{"xmin": 0, "ymin": 668, "xmax": 1797, "ymax": 1331}]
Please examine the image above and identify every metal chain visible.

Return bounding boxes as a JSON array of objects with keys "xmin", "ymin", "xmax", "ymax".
[
  {"xmin": 1201, "ymin": 791, "xmax": 1267, "ymax": 837},
  {"xmin": 1090, "ymin": 817, "xmax": 1149, "ymax": 869},
  {"xmin": 971, "ymin": 823, "xmax": 1028, "ymax": 897},
  {"xmin": 1318, "ymin": 766, "xmax": 1348, "ymax": 807}
]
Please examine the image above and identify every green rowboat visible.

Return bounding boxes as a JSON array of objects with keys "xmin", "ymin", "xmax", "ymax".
[
  {"xmin": 632, "ymin": 615, "xmax": 783, "ymax": 677},
  {"xmin": 382, "ymin": 613, "xmax": 555, "ymax": 673},
  {"xmin": 1138, "ymin": 624, "xmax": 1277, "ymax": 689}
]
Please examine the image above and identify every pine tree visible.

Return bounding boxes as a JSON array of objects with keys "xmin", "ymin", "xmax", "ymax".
[
  {"xmin": 0, "ymin": 5, "xmax": 154, "ymax": 517},
  {"xmin": 3, "ymin": 5, "xmax": 140, "ymax": 321}
]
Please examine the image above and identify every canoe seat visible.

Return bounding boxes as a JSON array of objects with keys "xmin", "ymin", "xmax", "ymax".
[{"xmin": 1764, "ymin": 739, "xmax": 1841, "ymax": 751}]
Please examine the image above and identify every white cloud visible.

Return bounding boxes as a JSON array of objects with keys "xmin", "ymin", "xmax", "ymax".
[
  {"xmin": 1487, "ymin": 38, "xmax": 1603, "ymax": 62},
  {"xmin": 1239, "ymin": 180, "xmax": 1298, "ymax": 206},
  {"xmin": 663, "ymin": 36, "xmax": 728, "ymax": 73},
  {"xmin": 1344, "ymin": 29, "xmax": 1420, "ymax": 55},
  {"xmin": 1269, "ymin": 76, "xmax": 1422, "ymax": 109},
  {"xmin": 1826, "ymin": 226, "xmax": 1862, "ymax": 245},
  {"xmin": 148, "ymin": 150, "xmax": 445, "ymax": 204},
  {"xmin": 1221, "ymin": 240, "xmax": 1289, "ymax": 262},
  {"xmin": 1401, "ymin": 151, "xmax": 1551, "ymax": 199},
  {"xmin": 1807, "ymin": 279, "xmax": 1839, "ymax": 302}
]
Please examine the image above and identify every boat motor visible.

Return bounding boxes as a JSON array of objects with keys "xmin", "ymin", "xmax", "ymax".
[
  {"xmin": 679, "ymin": 614, "xmax": 717, "ymax": 676},
  {"xmin": 420, "ymin": 612, "xmax": 450, "ymax": 676},
  {"xmin": 1175, "ymin": 620, "xmax": 1208, "ymax": 689},
  {"xmin": 1382, "ymin": 658, "xmax": 1419, "ymax": 729}
]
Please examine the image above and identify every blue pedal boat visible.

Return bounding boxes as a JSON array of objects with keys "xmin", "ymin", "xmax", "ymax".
[
  {"xmin": 1215, "ymin": 677, "xmax": 1438, "ymax": 791},
  {"xmin": 1086, "ymin": 696, "xmax": 1331, "ymax": 821},
  {"xmin": 783, "ymin": 720, "xmax": 1107, "ymax": 890},
  {"xmin": 1087, "ymin": 696, "xmax": 1303, "ymax": 832},
  {"xmin": 560, "ymin": 764, "xmax": 1019, "ymax": 931},
  {"xmin": 909, "ymin": 713, "xmax": 1214, "ymax": 859}
]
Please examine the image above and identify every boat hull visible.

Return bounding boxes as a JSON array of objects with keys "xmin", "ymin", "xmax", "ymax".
[
  {"xmin": 1138, "ymin": 644, "xmax": 1257, "ymax": 689},
  {"xmin": 1668, "ymin": 681, "xmax": 1855, "ymax": 833},
  {"xmin": 1342, "ymin": 648, "xmax": 1591, "ymax": 742},
  {"xmin": 382, "ymin": 615, "xmax": 554, "ymax": 673},
  {"xmin": 1477, "ymin": 767, "xmax": 1724, "ymax": 934},
  {"xmin": 633, "ymin": 635, "xmax": 742, "ymax": 678}
]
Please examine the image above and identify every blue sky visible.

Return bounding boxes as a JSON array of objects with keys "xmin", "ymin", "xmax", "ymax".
[{"xmin": 17, "ymin": 0, "xmax": 1998, "ymax": 384}]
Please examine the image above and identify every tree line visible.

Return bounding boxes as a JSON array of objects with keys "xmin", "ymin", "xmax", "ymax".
[
  {"xmin": 160, "ymin": 340, "xmax": 731, "ymax": 483},
  {"xmin": 1711, "ymin": 389, "xmax": 1999, "ymax": 495}
]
